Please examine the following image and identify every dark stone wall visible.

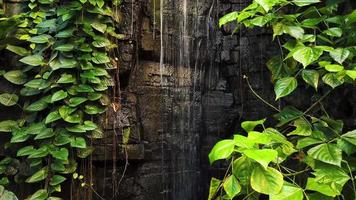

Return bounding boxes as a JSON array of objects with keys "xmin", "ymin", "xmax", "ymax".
[
  {"xmin": 1, "ymin": 1, "xmax": 355, "ymax": 200},
  {"xmin": 90, "ymin": 0, "xmax": 279, "ymax": 200}
]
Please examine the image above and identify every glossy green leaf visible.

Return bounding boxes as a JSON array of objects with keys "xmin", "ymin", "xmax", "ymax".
[
  {"xmin": 208, "ymin": 139, "xmax": 236, "ymax": 164},
  {"xmin": 19, "ymin": 54, "xmax": 44, "ymax": 66},
  {"xmin": 288, "ymin": 118, "xmax": 312, "ymax": 136},
  {"xmin": 208, "ymin": 178, "xmax": 221, "ymax": 200},
  {"xmin": 329, "ymin": 48, "xmax": 350, "ymax": 64},
  {"xmin": 0, "ymin": 120, "xmax": 17, "ymax": 132},
  {"xmin": 57, "ymin": 73, "xmax": 76, "ymax": 84},
  {"xmin": 6, "ymin": 44, "xmax": 30, "ymax": 56},
  {"xmin": 270, "ymin": 182, "xmax": 303, "ymax": 200},
  {"xmin": 223, "ymin": 175, "xmax": 241, "ymax": 199},
  {"xmin": 302, "ymin": 69, "xmax": 319, "ymax": 90},
  {"xmin": 243, "ymin": 149, "xmax": 277, "ymax": 169},
  {"xmin": 306, "ymin": 178, "xmax": 339, "ymax": 197},
  {"xmin": 251, "ymin": 165, "xmax": 283, "ymax": 195},
  {"xmin": 17, "ymin": 146, "xmax": 35, "ymax": 156},
  {"xmin": 219, "ymin": 11, "xmax": 238, "ymax": 27},
  {"xmin": 70, "ymin": 137, "xmax": 87, "ymax": 149},
  {"xmin": 92, "ymin": 52, "xmax": 110, "ymax": 64},
  {"xmin": 0, "ymin": 93, "xmax": 18, "ymax": 106},
  {"xmin": 34, "ymin": 128, "xmax": 54, "ymax": 140},
  {"xmin": 25, "ymin": 79, "xmax": 50, "ymax": 90},
  {"xmin": 51, "ymin": 148, "xmax": 68, "ymax": 160},
  {"xmin": 51, "ymin": 90, "xmax": 68, "ymax": 102},
  {"xmin": 293, "ymin": 47, "xmax": 323, "ymax": 67},
  {"xmin": 84, "ymin": 104, "xmax": 106, "ymax": 115},
  {"xmin": 54, "ymin": 44, "xmax": 74, "ymax": 52},
  {"xmin": 274, "ymin": 106, "xmax": 303, "ymax": 127},
  {"xmin": 255, "ymin": 0, "xmax": 280, "ymax": 12},
  {"xmin": 323, "ymin": 27, "xmax": 342, "ymax": 37},
  {"xmin": 292, "ymin": 0, "xmax": 320, "ymax": 6},
  {"xmin": 341, "ymin": 129, "xmax": 356, "ymax": 146},
  {"xmin": 325, "ymin": 64, "xmax": 344, "ymax": 72},
  {"xmin": 274, "ymin": 77, "xmax": 298, "ymax": 100},
  {"xmin": 68, "ymin": 97, "xmax": 87, "ymax": 107},
  {"xmin": 241, "ymin": 118, "xmax": 266, "ymax": 133},
  {"xmin": 4, "ymin": 70, "xmax": 27, "ymax": 85},
  {"xmin": 28, "ymin": 147, "xmax": 49, "ymax": 158},
  {"xmin": 50, "ymin": 175, "xmax": 66, "ymax": 186},
  {"xmin": 307, "ymin": 143, "xmax": 342, "ymax": 166},
  {"xmin": 25, "ymin": 99, "xmax": 48, "ymax": 112},
  {"xmin": 29, "ymin": 189, "xmax": 48, "ymax": 200},
  {"xmin": 45, "ymin": 110, "xmax": 61, "ymax": 124},
  {"xmin": 322, "ymin": 73, "xmax": 344, "ymax": 88},
  {"xmin": 346, "ymin": 70, "xmax": 356, "ymax": 80},
  {"xmin": 283, "ymin": 25, "xmax": 305, "ymax": 39},
  {"xmin": 26, "ymin": 167, "xmax": 48, "ymax": 183},
  {"xmin": 28, "ymin": 34, "xmax": 52, "ymax": 43}
]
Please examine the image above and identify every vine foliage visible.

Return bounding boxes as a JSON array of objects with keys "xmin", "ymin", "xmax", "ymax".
[
  {"xmin": 209, "ymin": 0, "xmax": 356, "ymax": 200},
  {"xmin": 0, "ymin": 0, "xmax": 121, "ymax": 199}
]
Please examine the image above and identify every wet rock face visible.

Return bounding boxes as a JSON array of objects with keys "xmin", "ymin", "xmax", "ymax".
[{"xmin": 90, "ymin": 0, "xmax": 280, "ymax": 200}]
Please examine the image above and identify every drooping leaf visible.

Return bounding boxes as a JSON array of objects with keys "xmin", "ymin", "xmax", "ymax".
[
  {"xmin": 274, "ymin": 77, "xmax": 298, "ymax": 100},
  {"xmin": 243, "ymin": 149, "xmax": 278, "ymax": 169},
  {"xmin": 274, "ymin": 106, "xmax": 303, "ymax": 127},
  {"xmin": 223, "ymin": 175, "xmax": 241, "ymax": 199},
  {"xmin": 208, "ymin": 178, "xmax": 221, "ymax": 200},
  {"xmin": 219, "ymin": 11, "xmax": 239, "ymax": 27},
  {"xmin": 250, "ymin": 165, "xmax": 283, "ymax": 195},
  {"xmin": 241, "ymin": 119, "xmax": 266, "ymax": 133},
  {"xmin": 302, "ymin": 69, "xmax": 319, "ymax": 90}
]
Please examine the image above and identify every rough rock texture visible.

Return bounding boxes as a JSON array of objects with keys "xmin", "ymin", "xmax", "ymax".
[{"xmin": 90, "ymin": 0, "xmax": 280, "ymax": 200}]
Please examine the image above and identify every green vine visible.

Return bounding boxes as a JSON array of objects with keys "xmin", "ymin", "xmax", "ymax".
[
  {"xmin": 0, "ymin": 0, "xmax": 122, "ymax": 199},
  {"xmin": 209, "ymin": 0, "xmax": 356, "ymax": 200}
]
